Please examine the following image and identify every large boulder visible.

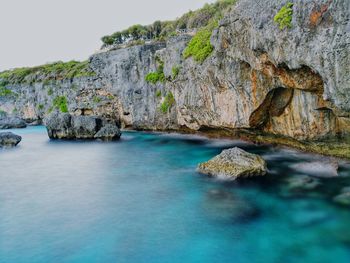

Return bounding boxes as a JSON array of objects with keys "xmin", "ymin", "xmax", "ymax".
[
  {"xmin": 44, "ymin": 111, "xmax": 121, "ymax": 140},
  {"xmin": 197, "ymin": 147, "xmax": 267, "ymax": 180},
  {"xmin": 0, "ymin": 132, "xmax": 22, "ymax": 147},
  {"xmin": 44, "ymin": 112, "xmax": 73, "ymax": 139},
  {"xmin": 0, "ymin": 116, "xmax": 27, "ymax": 129}
]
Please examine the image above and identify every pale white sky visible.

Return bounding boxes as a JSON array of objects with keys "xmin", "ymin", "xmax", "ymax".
[{"xmin": 0, "ymin": 0, "xmax": 215, "ymax": 71}]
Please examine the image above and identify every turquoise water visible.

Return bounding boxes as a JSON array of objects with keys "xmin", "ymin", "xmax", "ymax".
[{"xmin": 0, "ymin": 126, "xmax": 350, "ymax": 263}]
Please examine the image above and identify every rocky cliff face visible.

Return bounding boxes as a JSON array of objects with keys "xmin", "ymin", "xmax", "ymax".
[{"xmin": 0, "ymin": 0, "xmax": 349, "ymax": 155}]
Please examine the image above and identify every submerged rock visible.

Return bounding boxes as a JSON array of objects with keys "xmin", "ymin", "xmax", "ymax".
[
  {"xmin": 197, "ymin": 147, "xmax": 267, "ymax": 180},
  {"xmin": 0, "ymin": 132, "xmax": 22, "ymax": 147},
  {"xmin": 203, "ymin": 189, "xmax": 259, "ymax": 222},
  {"xmin": 333, "ymin": 187, "xmax": 350, "ymax": 206},
  {"xmin": 290, "ymin": 159, "xmax": 338, "ymax": 178},
  {"xmin": 285, "ymin": 175, "xmax": 321, "ymax": 191},
  {"xmin": 0, "ymin": 116, "xmax": 27, "ymax": 129},
  {"xmin": 44, "ymin": 111, "xmax": 121, "ymax": 140}
]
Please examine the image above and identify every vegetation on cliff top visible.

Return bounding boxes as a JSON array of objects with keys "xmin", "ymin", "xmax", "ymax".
[
  {"xmin": 274, "ymin": 2, "xmax": 294, "ymax": 29},
  {"xmin": 101, "ymin": 0, "xmax": 236, "ymax": 47},
  {"xmin": 0, "ymin": 61, "xmax": 96, "ymax": 85}
]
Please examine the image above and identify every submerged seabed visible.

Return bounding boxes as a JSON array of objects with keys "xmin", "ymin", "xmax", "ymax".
[{"xmin": 0, "ymin": 126, "xmax": 349, "ymax": 263}]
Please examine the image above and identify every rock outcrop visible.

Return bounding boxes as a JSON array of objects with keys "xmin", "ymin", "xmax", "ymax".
[
  {"xmin": 0, "ymin": 132, "xmax": 22, "ymax": 147},
  {"xmin": 44, "ymin": 112, "xmax": 121, "ymax": 140},
  {"xmin": 0, "ymin": 116, "xmax": 27, "ymax": 129},
  {"xmin": 0, "ymin": 0, "xmax": 349, "ymax": 157},
  {"xmin": 197, "ymin": 147, "xmax": 267, "ymax": 179}
]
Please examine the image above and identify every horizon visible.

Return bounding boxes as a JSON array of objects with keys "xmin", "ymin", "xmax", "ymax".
[{"xmin": 0, "ymin": 0, "xmax": 215, "ymax": 71}]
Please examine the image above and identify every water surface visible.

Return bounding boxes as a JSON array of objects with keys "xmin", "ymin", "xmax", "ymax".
[{"xmin": 0, "ymin": 126, "xmax": 350, "ymax": 263}]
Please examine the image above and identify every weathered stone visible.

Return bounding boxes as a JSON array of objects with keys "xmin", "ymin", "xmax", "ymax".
[
  {"xmin": 0, "ymin": 116, "xmax": 27, "ymax": 129},
  {"xmin": 71, "ymin": 115, "xmax": 101, "ymax": 139},
  {"xmin": 44, "ymin": 112, "xmax": 73, "ymax": 139},
  {"xmin": 0, "ymin": 132, "xmax": 21, "ymax": 147},
  {"xmin": 94, "ymin": 123, "xmax": 121, "ymax": 141},
  {"xmin": 44, "ymin": 111, "xmax": 121, "ymax": 140},
  {"xmin": 197, "ymin": 147, "xmax": 267, "ymax": 179}
]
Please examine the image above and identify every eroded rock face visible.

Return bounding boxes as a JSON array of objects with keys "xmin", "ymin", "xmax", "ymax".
[
  {"xmin": 44, "ymin": 111, "xmax": 121, "ymax": 140},
  {"xmin": 0, "ymin": 132, "xmax": 22, "ymax": 147},
  {"xmin": 0, "ymin": 0, "xmax": 349, "ymax": 152},
  {"xmin": 197, "ymin": 147, "xmax": 267, "ymax": 179}
]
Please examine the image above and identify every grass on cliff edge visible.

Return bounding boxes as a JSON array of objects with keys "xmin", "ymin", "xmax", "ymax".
[{"xmin": 0, "ymin": 60, "xmax": 96, "ymax": 85}]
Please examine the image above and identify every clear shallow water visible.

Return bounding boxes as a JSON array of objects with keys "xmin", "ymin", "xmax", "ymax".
[{"xmin": 0, "ymin": 126, "xmax": 350, "ymax": 263}]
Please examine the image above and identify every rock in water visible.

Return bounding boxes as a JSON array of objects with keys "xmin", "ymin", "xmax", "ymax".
[
  {"xmin": 290, "ymin": 159, "xmax": 339, "ymax": 178},
  {"xmin": 44, "ymin": 111, "xmax": 121, "ymax": 140},
  {"xmin": 333, "ymin": 187, "xmax": 350, "ymax": 206},
  {"xmin": 94, "ymin": 124, "xmax": 121, "ymax": 141},
  {"xmin": 285, "ymin": 175, "xmax": 321, "ymax": 191},
  {"xmin": 197, "ymin": 147, "xmax": 267, "ymax": 179},
  {"xmin": 0, "ymin": 116, "xmax": 27, "ymax": 129},
  {"xmin": 0, "ymin": 132, "xmax": 22, "ymax": 147}
]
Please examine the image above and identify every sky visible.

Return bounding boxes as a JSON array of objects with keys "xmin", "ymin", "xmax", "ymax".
[{"xmin": 0, "ymin": 0, "xmax": 215, "ymax": 71}]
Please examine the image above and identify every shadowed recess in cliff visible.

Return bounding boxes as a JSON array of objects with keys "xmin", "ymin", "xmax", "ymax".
[{"xmin": 249, "ymin": 87, "xmax": 294, "ymax": 129}]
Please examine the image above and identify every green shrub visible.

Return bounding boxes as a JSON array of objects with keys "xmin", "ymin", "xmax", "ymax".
[
  {"xmin": 183, "ymin": 20, "xmax": 217, "ymax": 63},
  {"xmin": 145, "ymin": 72, "xmax": 165, "ymax": 84},
  {"xmin": 172, "ymin": 66, "xmax": 181, "ymax": 79},
  {"xmin": 159, "ymin": 92, "xmax": 175, "ymax": 113},
  {"xmin": 37, "ymin": 104, "xmax": 44, "ymax": 110},
  {"xmin": 47, "ymin": 88, "xmax": 53, "ymax": 96},
  {"xmin": 274, "ymin": 2, "xmax": 294, "ymax": 29},
  {"xmin": 107, "ymin": 95, "xmax": 115, "ymax": 100},
  {"xmin": 0, "ymin": 86, "xmax": 14, "ymax": 97},
  {"xmin": 145, "ymin": 58, "xmax": 166, "ymax": 84},
  {"xmin": 156, "ymin": 90, "xmax": 162, "ymax": 97},
  {"xmin": 93, "ymin": 96, "xmax": 102, "ymax": 103},
  {"xmin": 53, "ymin": 96, "xmax": 68, "ymax": 113}
]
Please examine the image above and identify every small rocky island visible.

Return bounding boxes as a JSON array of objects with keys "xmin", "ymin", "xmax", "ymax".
[
  {"xmin": 0, "ymin": 132, "xmax": 22, "ymax": 147},
  {"xmin": 198, "ymin": 147, "xmax": 267, "ymax": 180}
]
